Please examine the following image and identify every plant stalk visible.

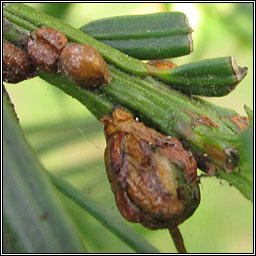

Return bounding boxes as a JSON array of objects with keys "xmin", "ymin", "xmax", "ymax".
[
  {"xmin": 168, "ymin": 226, "xmax": 187, "ymax": 253},
  {"xmin": 3, "ymin": 2, "xmax": 252, "ymax": 202},
  {"xmin": 4, "ymin": 3, "xmax": 247, "ymax": 97}
]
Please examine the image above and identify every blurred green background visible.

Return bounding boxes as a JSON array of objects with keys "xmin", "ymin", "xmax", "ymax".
[{"xmin": 4, "ymin": 3, "xmax": 253, "ymax": 253}]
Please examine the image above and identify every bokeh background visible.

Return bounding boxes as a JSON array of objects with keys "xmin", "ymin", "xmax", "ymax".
[{"xmin": 4, "ymin": 3, "xmax": 253, "ymax": 253}]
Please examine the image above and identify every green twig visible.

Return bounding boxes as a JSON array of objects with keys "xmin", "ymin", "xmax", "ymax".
[
  {"xmin": 4, "ymin": 3, "xmax": 247, "ymax": 97},
  {"xmin": 3, "ymin": 3, "xmax": 252, "ymax": 201}
]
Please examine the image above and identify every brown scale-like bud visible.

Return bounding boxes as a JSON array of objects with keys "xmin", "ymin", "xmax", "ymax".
[
  {"xmin": 27, "ymin": 27, "xmax": 68, "ymax": 73},
  {"xmin": 58, "ymin": 43, "xmax": 110, "ymax": 87},
  {"xmin": 147, "ymin": 60, "xmax": 177, "ymax": 70},
  {"xmin": 101, "ymin": 109, "xmax": 200, "ymax": 230},
  {"xmin": 3, "ymin": 41, "xmax": 34, "ymax": 83}
]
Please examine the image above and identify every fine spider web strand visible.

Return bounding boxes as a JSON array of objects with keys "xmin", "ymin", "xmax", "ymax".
[
  {"xmin": 53, "ymin": 90, "xmax": 103, "ymax": 152},
  {"xmin": 168, "ymin": 226, "xmax": 187, "ymax": 253}
]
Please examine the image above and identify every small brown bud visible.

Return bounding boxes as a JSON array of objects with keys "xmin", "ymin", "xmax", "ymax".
[
  {"xmin": 3, "ymin": 41, "xmax": 33, "ymax": 83},
  {"xmin": 147, "ymin": 60, "xmax": 177, "ymax": 70},
  {"xmin": 27, "ymin": 27, "xmax": 68, "ymax": 73},
  {"xmin": 58, "ymin": 43, "xmax": 110, "ymax": 87},
  {"xmin": 101, "ymin": 109, "xmax": 200, "ymax": 229}
]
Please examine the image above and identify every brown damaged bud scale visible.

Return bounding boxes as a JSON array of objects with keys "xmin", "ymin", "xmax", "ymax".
[
  {"xmin": 27, "ymin": 27, "xmax": 68, "ymax": 73},
  {"xmin": 3, "ymin": 41, "xmax": 34, "ymax": 83},
  {"xmin": 101, "ymin": 109, "xmax": 200, "ymax": 229},
  {"xmin": 58, "ymin": 43, "xmax": 110, "ymax": 87}
]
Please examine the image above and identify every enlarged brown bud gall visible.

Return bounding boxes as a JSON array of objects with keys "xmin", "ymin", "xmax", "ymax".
[
  {"xmin": 58, "ymin": 43, "xmax": 110, "ymax": 87},
  {"xmin": 27, "ymin": 27, "xmax": 68, "ymax": 72},
  {"xmin": 101, "ymin": 109, "xmax": 200, "ymax": 229},
  {"xmin": 3, "ymin": 41, "xmax": 34, "ymax": 83}
]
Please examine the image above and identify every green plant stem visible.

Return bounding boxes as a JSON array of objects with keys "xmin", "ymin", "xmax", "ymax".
[
  {"xmin": 3, "ymin": 17, "xmax": 30, "ymax": 47},
  {"xmin": 195, "ymin": 98, "xmax": 246, "ymax": 133},
  {"xmin": 3, "ymin": 3, "xmax": 147, "ymax": 76},
  {"xmin": 215, "ymin": 168, "xmax": 253, "ymax": 201},
  {"xmin": 38, "ymin": 71, "xmax": 114, "ymax": 119},
  {"xmin": 3, "ymin": 3, "xmax": 252, "ymax": 201},
  {"xmin": 4, "ymin": 3, "xmax": 247, "ymax": 97},
  {"xmin": 39, "ymin": 67, "xmax": 249, "ymax": 190}
]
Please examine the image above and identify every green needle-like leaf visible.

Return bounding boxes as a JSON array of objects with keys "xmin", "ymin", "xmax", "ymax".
[
  {"xmin": 237, "ymin": 126, "xmax": 253, "ymax": 178},
  {"xmin": 81, "ymin": 12, "xmax": 193, "ymax": 59},
  {"xmin": 3, "ymin": 217, "xmax": 25, "ymax": 253},
  {"xmin": 47, "ymin": 172, "xmax": 160, "ymax": 253},
  {"xmin": 244, "ymin": 105, "xmax": 253, "ymax": 125},
  {"xmin": 146, "ymin": 57, "xmax": 248, "ymax": 96},
  {"xmin": 3, "ymin": 96, "xmax": 87, "ymax": 253}
]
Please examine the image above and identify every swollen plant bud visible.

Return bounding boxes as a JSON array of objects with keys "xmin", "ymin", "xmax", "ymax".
[
  {"xmin": 27, "ymin": 27, "xmax": 68, "ymax": 72},
  {"xmin": 58, "ymin": 43, "xmax": 110, "ymax": 87},
  {"xmin": 3, "ymin": 41, "xmax": 34, "ymax": 83},
  {"xmin": 101, "ymin": 109, "xmax": 200, "ymax": 229}
]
